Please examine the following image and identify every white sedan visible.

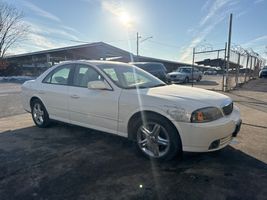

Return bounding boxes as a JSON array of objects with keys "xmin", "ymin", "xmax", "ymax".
[{"xmin": 21, "ymin": 61, "xmax": 242, "ymax": 161}]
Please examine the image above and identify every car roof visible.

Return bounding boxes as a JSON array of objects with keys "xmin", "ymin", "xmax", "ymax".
[
  {"xmin": 129, "ymin": 62, "xmax": 163, "ymax": 65},
  {"xmin": 59, "ymin": 60, "xmax": 134, "ymax": 67},
  {"xmin": 179, "ymin": 67, "xmax": 192, "ymax": 69}
]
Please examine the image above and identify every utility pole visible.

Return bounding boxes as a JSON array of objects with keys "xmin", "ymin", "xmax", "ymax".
[
  {"xmin": 225, "ymin": 13, "xmax": 233, "ymax": 91},
  {"xmin": 136, "ymin": 32, "xmax": 141, "ymax": 57},
  {"xmin": 136, "ymin": 32, "xmax": 152, "ymax": 58}
]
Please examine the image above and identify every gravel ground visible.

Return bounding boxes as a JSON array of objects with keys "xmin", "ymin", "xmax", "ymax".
[{"xmin": 0, "ymin": 79, "xmax": 266, "ymax": 200}]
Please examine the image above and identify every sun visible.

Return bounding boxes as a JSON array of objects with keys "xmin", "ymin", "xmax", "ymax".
[{"xmin": 118, "ymin": 11, "xmax": 133, "ymax": 28}]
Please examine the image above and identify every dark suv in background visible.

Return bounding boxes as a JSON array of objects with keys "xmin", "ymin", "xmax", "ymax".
[
  {"xmin": 259, "ymin": 66, "xmax": 267, "ymax": 78},
  {"xmin": 130, "ymin": 62, "xmax": 167, "ymax": 82}
]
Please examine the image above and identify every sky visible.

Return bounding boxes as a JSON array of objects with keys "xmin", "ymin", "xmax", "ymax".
[{"xmin": 3, "ymin": 0, "xmax": 267, "ymax": 63}]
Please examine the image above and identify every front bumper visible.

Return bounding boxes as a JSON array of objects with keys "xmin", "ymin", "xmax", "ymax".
[
  {"xmin": 173, "ymin": 106, "xmax": 241, "ymax": 152},
  {"xmin": 167, "ymin": 77, "xmax": 185, "ymax": 83}
]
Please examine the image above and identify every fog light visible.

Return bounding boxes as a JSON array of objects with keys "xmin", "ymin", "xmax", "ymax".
[{"xmin": 209, "ymin": 139, "xmax": 220, "ymax": 150}]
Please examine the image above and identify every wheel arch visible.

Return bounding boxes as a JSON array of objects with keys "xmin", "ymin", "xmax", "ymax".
[
  {"xmin": 30, "ymin": 96, "xmax": 46, "ymax": 109},
  {"xmin": 127, "ymin": 110, "xmax": 181, "ymax": 142},
  {"xmin": 30, "ymin": 96, "xmax": 51, "ymax": 127}
]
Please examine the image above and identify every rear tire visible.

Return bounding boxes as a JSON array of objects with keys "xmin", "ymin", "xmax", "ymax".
[
  {"xmin": 131, "ymin": 114, "xmax": 182, "ymax": 161},
  {"xmin": 31, "ymin": 99, "xmax": 50, "ymax": 128}
]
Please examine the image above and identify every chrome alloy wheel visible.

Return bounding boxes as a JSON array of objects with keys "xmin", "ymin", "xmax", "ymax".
[
  {"xmin": 137, "ymin": 123, "xmax": 170, "ymax": 158},
  {"xmin": 33, "ymin": 103, "xmax": 44, "ymax": 125}
]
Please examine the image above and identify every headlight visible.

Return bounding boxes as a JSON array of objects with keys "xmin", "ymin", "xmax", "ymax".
[
  {"xmin": 164, "ymin": 106, "xmax": 191, "ymax": 122},
  {"xmin": 191, "ymin": 107, "xmax": 223, "ymax": 123}
]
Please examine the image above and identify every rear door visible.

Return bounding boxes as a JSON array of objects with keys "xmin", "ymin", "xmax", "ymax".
[{"xmin": 39, "ymin": 64, "xmax": 74, "ymax": 122}]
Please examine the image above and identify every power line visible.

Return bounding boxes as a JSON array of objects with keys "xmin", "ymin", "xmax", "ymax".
[
  {"xmin": 136, "ymin": 32, "xmax": 152, "ymax": 56},
  {"xmin": 147, "ymin": 40, "xmax": 181, "ymax": 49}
]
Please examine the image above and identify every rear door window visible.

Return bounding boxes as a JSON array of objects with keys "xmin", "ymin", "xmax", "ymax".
[{"xmin": 43, "ymin": 64, "xmax": 72, "ymax": 85}]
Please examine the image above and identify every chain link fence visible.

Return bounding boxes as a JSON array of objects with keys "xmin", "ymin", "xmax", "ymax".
[{"xmin": 192, "ymin": 44, "xmax": 265, "ymax": 91}]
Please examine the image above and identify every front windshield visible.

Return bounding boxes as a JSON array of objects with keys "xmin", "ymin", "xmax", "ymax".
[
  {"xmin": 97, "ymin": 63, "xmax": 166, "ymax": 89},
  {"xmin": 177, "ymin": 68, "xmax": 191, "ymax": 73}
]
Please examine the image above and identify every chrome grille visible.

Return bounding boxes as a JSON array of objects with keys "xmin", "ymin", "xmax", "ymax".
[{"xmin": 222, "ymin": 102, "xmax": 233, "ymax": 115}]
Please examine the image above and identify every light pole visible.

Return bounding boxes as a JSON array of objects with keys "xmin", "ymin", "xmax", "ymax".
[
  {"xmin": 136, "ymin": 32, "xmax": 153, "ymax": 57},
  {"xmin": 136, "ymin": 32, "xmax": 141, "ymax": 56}
]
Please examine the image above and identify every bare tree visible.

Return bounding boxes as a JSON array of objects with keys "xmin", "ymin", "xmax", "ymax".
[{"xmin": 0, "ymin": 1, "xmax": 28, "ymax": 58}]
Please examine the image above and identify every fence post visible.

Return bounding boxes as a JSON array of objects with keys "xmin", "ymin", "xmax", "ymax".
[
  {"xmin": 244, "ymin": 54, "xmax": 250, "ymax": 83},
  {"xmin": 222, "ymin": 43, "xmax": 227, "ymax": 91},
  {"xmin": 236, "ymin": 53, "xmax": 240, "ymax": 87},
  {"xmin": 249, "ymin": 56, "xmax": 253, "ymax": 80},
  {"xmin": 253, "ymin": 57, "xmax": 257, "ymax": 78},
  {"xmin": 191, "ymin": 48, "xmax": 195, "ymax": 87},
  {"xmin": 225, "ymin": 13, "xmax": 233, "ymax": 91}
]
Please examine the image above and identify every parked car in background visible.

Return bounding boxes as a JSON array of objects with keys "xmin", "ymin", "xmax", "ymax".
[
  {"xmin": 239, "ymin": 68, "xmax": 253, "ymax": 75},
  {"xmin": 167, "ymin": 67, "xmax": 202, "ymax": 83},
  {"xmin": 259, "ymin": 66, "xmax": 267, "ymax": 78},
  {"xmin": 130, "ymin": 62, "xmax": 167, "ymax": 82},
  {"xmin": 21, "ymin": 61, "xmax": 241, "ymax": 161},
  {"xmin": 204, "ymin": 69, "xmax": 217, "ymax": 75}
]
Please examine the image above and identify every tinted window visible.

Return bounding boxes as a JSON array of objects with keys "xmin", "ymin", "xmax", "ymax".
[
  {"xmin": 43, "ymin": 65, "xmax": 71, "ymax": 85},
  {"xmin": 133, "ymin": 63, "xmax": 166, "ymax": 72},
  {"xmin": 150, "ymin": 64, "xmax": 166, "ymax": 71},
  {"xmin": 73, "ymin": 64, "xmax": 103, "ymax": 87}
]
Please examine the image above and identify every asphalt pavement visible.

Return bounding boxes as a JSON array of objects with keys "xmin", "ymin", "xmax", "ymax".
[
  {"xmin": 0, "ymin": 79, "xmax": 266, "ymax": 200},
  {"xmin": 0, "ymin": 83, "xmax": 25, "ymax": 118}
]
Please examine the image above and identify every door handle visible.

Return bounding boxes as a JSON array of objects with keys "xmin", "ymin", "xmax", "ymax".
[{"xmin": 70, "ymin": 94, "xmax": 80, "ymax": 99}]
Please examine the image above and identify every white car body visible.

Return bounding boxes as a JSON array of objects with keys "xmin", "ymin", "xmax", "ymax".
[
  {"xmin": 166, "ymin": 67, "xmax": 202, "ymax": 83},
  {"xmin": 21, "ymin": 61, "xmax": 241, "ymax": 155}
]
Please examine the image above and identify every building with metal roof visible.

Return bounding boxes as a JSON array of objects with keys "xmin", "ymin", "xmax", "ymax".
[{"xmin": 3, "ymin": 42, "xmax": 200, "ymax": 75}]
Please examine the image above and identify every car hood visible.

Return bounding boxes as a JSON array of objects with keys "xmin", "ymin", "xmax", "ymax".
[
  {"xmin": 145, "ymin": 84, "xmax": 231, "ymax": 107},
  {"xmin": 167, "ymin": 72, "xmax": 186, "ymax": 76}
]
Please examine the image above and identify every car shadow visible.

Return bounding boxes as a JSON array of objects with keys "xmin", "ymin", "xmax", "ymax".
[{"xmin": 0, "ymin": 124, "xmax": 266, "ymax": 200}]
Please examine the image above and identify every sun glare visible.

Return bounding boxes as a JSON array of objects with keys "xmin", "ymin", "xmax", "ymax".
[{"xmin": 118, "ymin": 11, "xmax": 133, "ymax": 27}]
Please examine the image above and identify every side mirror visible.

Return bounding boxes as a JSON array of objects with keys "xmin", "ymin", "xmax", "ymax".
[{"xmin": 87, "ymin": 80, "xmax": 111, "ymax": 90}]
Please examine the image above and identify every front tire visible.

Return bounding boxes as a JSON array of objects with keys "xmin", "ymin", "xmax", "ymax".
[
  {"xmin": 132, "ymin": 114, "xmax": 182, "ymax": 161},
  {"xmin": 31, "ymin": 99, "xmax": 50, "ymax": 128}
]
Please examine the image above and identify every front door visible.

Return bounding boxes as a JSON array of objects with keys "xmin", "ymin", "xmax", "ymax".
[{"xmin": 68, "ymin": 64, "xmax": 120, "ymax": 134}]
